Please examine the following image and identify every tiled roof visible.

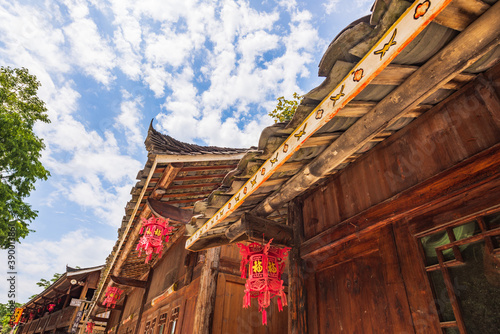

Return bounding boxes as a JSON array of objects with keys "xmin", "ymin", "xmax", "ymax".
[{"xmin": 145, "ymin": 121, "xmax": 248, "ymax": 155}]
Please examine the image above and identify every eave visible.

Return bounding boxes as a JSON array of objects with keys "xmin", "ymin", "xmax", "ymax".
[{"xmin": 185, "ymin": 0, "xmax": 500, "ymax": 251}]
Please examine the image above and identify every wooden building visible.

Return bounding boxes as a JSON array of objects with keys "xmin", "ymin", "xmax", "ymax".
[
  {"xmin": 90, "ymin": 128, "xmax": 288, "ymax": 334},
  {"xmin": 18, "ymin": 266, "xmax": 104, "ymax": 334},
  {"xmin": 91, "ymin": 0, "xmax": 500, "ymax": 333}
]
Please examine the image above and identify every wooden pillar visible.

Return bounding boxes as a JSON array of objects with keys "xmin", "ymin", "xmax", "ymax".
[
  {"xmin": 287, "ymin": 198, "xmax": 308, "ymax": 334},
  {"xmin": 134, "ymin": 268, "xmax": 154, "ymax": 334},
  {"xmin": 111, "ymin": 295, "xmax": 128, "ymax": 334},
  {"xmin": 192, "ymin": 247, "xmax": 221, "ymax": 334},
  {"xmin": 63, "ymin": 286, "xmax": 72, "ymax": 308}
]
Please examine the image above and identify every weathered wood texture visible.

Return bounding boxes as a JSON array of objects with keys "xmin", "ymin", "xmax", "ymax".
[
  {"xmin": 110, "ymin": 276, "xmax": 147, "ymax": 289},
  {"xmin": 211, "ymin": 273, "xmax": 289, "ymax": 334},
  {"xmin": 225, "ymin": 212, "xmax": 294, "ymax": 246},
  {"xmin": 192, "ymin": 247, "xmax": 221, "ymax": 334},
  {"xmin": 302, "ymin": 64, "xmax": 500, "ymax": 242},
  {"xmin": 146, "ymin": 236, "xmax": 189, "ymax": 303},
  {"xmin": 308, "ymin": 226, "xmax": 413, "ymax": 334},
  {"xmin": 147, "ymin": 199, "xmax": 193, "ymax": 224},
  {"xmin": 133, "ymin": 268, "xmax": 153, "ymax": 334},
  {"xmin": 287, "ymin": 199, "xmax": 308, "ymax": 334},
  {"xmin": 392, "ymin": 223, "xmax": 442, "ymax": 333},
  {"xmin": 118, "ymin": 286, "xmax": 143, "ymax": 334},
  {"xmin": 253, "ymin": 3, "xmax": 500, "ymax": 217}
]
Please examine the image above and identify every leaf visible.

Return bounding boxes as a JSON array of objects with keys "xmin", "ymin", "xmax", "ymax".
[
  {"xmin": 0, "ymin": 67, "xmax": 50, "ymax": 248},
  {"xmin": 268, "ymin": 93, "xmax": 303, "ymax": 123}
]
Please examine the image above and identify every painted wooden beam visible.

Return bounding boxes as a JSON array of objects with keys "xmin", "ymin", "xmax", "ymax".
[
  {"xmin": 186, "ymin": 0, "xmax": 455, "ymax": 250},
  {"xmin": 252, "ymin": 0, "xmax": 500, "ymax": 218},
  {"xmin": 109, "ymin": 275, "xmax": 147, "ymax": 289},
  {"xmin": 147, "ymin": 199, "xmax": 193, "ymax": 223}
]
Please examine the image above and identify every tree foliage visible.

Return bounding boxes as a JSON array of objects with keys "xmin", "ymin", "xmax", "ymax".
[
  {"xmin": 268, "ymin": 92, "xmax": 303, "ymax": 123},
  {"xmin": 0, "ymin": 67, "xmax": 50, "ymax": 248},
  {"xmin": 36, "ymin": 273, "xmax": 62, "ymax": 289},
  {"xmin": 0, "ymin": 302, "xmax": 22, "ymax": 334}
]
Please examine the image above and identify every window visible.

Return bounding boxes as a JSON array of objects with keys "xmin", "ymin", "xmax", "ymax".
[
  {"xmin": 157, "ymin": 313, "xmax": 167, "ymax": 334},
  {"xmin": 418, "ymin": 211, "xmax": 500, "ymax": 333},
  {"xmin": 143, "ymin": 321, "xmax": 150, "ymax": 334},
  {"xmin": 166, "ymin": 307, "xmax": 179, "ymax": 334}
]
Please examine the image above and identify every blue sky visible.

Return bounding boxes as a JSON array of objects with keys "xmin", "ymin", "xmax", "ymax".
[{"xmin": 0, "ymin": 0, "xmax": 372, "ymax": 303}]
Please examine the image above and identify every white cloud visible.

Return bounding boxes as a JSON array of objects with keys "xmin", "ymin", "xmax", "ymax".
[
  {"xmin": 12, "ymin": 230, "xmax": 114, "ymax": 303},
  {"xmin": 63, "ymin": 19, "xmax": 116, "ymax": 85},
  {"xmin": 115, "ymin": 90, "xmax": 145, "ymax": 152}
]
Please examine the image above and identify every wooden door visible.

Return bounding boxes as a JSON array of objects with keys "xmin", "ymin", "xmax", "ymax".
[
  {"xmin": 212, "ymin": 274, "xmax": 289, "ymax": 334},
  {"xmin": 309, "ymin": 226, "xmax": 414, "ymax": 334}
]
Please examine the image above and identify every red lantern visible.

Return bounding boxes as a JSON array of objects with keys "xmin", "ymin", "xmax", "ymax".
[
  {"xmin": 136, "ymin": 216, "xmax": 173, "ymax": 263},
  {"xmin": 102, "ymin": 286, "xmax": 123, "ymax": 309},
  {"xmin": 237, "ymin": 239, "xmax": 290, "ymax": 325},
  {"xmin": 86, "ymin": 321, "xmax": 94, "ymax": 333},
  {"xmin": 47, "ymin": 304, "xmax": 55, "ymax": 312},
  {"xmin": 29, "ymin": 312, "xmax": 34, "ymax": 320}
]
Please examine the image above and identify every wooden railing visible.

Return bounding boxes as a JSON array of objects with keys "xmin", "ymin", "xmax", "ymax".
[
  {"xmin": 45, "ymin": 309, "xmax": 62, "ymax": 331},
  {"xmin": 60, "ymin": 306, "xmax": 77, "ymax": 327},
  {"xmin": 22, "ymin": 306, "xmax": 77, "ymax": 334}
]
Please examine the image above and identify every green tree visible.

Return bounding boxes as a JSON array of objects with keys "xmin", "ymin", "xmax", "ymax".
[
  {"xmin": 0, "ymin": 302, "xmax": 22, "ymax": 334},
  {"xmin": 0, "ymin": 67, "xmax": 50, "ymax": 248},
  {"xmin": 29, "ymin": 273, "xmax": 62, "ymax": 299},
  {"xmin": 268, "ymin": 92, "xmax": 303, "ymax": 123}
]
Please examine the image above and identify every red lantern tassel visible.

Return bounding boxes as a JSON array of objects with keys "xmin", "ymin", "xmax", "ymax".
[
  {"xmin": 262, "ymin": 309, "xmax": 267, "ymax": 326},
  {"xmin": 277, "ymin": 296, "xmax": 283, "ymax": 312},
  {"xmin": 243, "ymin": 290, "xmax": 251, "ymax": 308}
]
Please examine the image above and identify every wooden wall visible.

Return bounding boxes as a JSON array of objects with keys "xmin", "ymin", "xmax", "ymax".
[
  {"xmin": 146, "ymin": 236, "xmax": 189, "ymax": 303},
  {"xmin": 297, "ymin": 62, "xmax": 500, "ymax": 334},
  {"xmin": 302, "ymin": 64, "xmax": 500, "ymax": 241}
]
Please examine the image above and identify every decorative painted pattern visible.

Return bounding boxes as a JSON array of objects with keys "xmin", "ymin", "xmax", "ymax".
[{"xmin": 186, "ymin": 0, "xmax": 452, "ymax": 250}]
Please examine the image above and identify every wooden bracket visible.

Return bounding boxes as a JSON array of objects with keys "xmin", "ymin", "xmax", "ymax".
[
  {"xmin": 225, "ymin": 213, "xmax": 293, "ymax": 247},
  {"xmin": 150, "ymin": 163, "xmax": 183, "ymax": 200},
  {"xmin": 110, "ymin": 275, "xmax": 147, "ymax": 288}
]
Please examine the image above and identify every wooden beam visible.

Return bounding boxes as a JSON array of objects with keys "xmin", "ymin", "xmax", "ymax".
[
  {"xmin": 192, "ymin": 247, "xmax": 221, "ymax": 334},
  {"xmin": 174, "ymin": 174, "xmax": 227, "ymax": 181},
  {"xmin": 252, "ymin": 2, "xmax": 500, "ymax": 217},
  {"xmin": 111, "ymin": 295, "xmax": 127, "ymax": 334},
  {"xmin": 300, "ymin": 142, "xmax": 500, "ymax": 258},
  {"xmin": 133, "ymin": 268, "xmax": 154, "ymax": 334},
  {"xmin": 155, "ymin": 153, "xmax": 245, "ymax": 164},
  {"xmin": 109, "ymin": 275, "xmax": 147, "ymax": 288},
  {"xmin": 169, "ymin": 164, "xmax": 237, "ymax": 172},
  {"xmin": 112, "ymin": 205, "xmax": 151, "ymax": 276},
  {"xmin": 225, "ymin": 213, "xmax": 293, "ymax": 247},
  {"xmin": 150, "ymin": 163, "xmax": 183, "ymax": 200},
  {"xmin": 434, "ymin": 0, "xmax": 490, "ymax": 31}
]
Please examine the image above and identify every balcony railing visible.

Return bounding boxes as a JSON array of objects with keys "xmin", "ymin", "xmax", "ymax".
[{"xmin": 22, "ymin": 306, "xmax": 77, "ymax": 334}]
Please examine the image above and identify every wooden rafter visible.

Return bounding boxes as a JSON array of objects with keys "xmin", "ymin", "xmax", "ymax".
[
  {"xmin": 252, "ymin": 1, "xmax": 500, "ymax": 218},
  {"xmin": 185, "ymin": 0, "xmax": 459, "ymax": 250}
]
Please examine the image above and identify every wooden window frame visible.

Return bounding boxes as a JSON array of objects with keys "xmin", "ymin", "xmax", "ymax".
[{"xmin": 414, "ymin": 209, "xmax": 500, "ymax": 333}]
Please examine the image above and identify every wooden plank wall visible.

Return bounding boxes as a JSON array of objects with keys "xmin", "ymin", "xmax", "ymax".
[
  {"xmin": 146, "ymin": 237, "xmax": 189, "ymax": 302},
  {"xmin": 302, "ymin": 64, "xmax": 500, "ymax": 240}
]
